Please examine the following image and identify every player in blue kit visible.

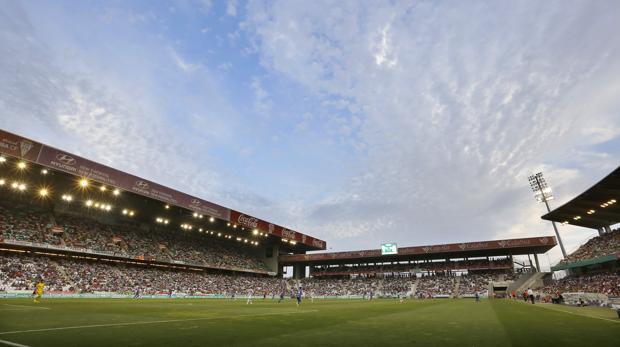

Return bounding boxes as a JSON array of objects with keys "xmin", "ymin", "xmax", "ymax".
[{"xmin": 296, "ymin": 287, "xmax": 302, "ymax": 307}]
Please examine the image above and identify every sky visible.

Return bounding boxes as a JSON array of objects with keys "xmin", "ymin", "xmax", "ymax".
[{"xmin": 1, "ymin": 0, "xmax": 619, "ymax": 269}]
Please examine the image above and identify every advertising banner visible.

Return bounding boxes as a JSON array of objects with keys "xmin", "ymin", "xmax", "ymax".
[{"xmin": 228, "ymin": 210, "xmax": 326, "ymax": 250}]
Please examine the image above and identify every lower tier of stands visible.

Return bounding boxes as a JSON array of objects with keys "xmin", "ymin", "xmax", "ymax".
[
  {"xmin": 542, "ymin": 272, "xmax": 620, "ymax": 297},
  {"xmin": 1, "ymin": 253, "xmax": 509, "ymax": 297}
]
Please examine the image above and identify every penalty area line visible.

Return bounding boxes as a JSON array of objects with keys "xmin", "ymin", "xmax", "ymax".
[
  {"xmin": 0, "ymin": 338, "xmax": 31, "ymax": 347},
  {"xmin": 0, "ymin": 309, "xmax": 319, "ymax": 336}
]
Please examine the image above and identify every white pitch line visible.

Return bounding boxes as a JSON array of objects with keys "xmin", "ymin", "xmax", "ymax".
[
  {"xmin": 0, "ymin": 309, "xmax": 318, "ymax": 335},
  {"xmin": 2, "ymin": 304, "xmax": 50, "ymax": 310},
  {"xmin": 534, "ymin": 304, "xmax": 620, "ymax": 324},
  {"xmin": 0, "ymin": 338, "xmax": 31, "ymax": 347}
]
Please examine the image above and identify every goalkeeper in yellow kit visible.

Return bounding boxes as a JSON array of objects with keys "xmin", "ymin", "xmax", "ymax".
[{"xmin": 33, "ymin": 279, "xmax": 44, "ymax": 303}]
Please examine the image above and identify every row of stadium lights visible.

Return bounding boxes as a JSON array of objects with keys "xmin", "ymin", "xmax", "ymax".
[
  {"xmin": 156, "ymin": 212, "xmax": 263, "ymax": 246},
  {"xmin": 2, "ymin": 158, "xmax": 272, "ymax": 246},
  {"xmin": 561, "ymin": 199, "xmax": 616, "ymax": 224},
  {"xmin": 223, "ymin": 222, "xmax": 271, "ymax": 239},
  {"xmin": 2, "ymin": 175, "xmax": 261, "ymax": 246}
]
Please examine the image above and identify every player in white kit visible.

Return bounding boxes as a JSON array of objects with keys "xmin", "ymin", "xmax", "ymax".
[{"xmin": 247, "ymin": 289, "xmax": 254, "ymax": 304}]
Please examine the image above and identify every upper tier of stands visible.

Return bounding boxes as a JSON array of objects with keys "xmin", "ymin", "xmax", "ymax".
[
  {"xmin": 310, "ymin": 258, "xmax": 512, "ymax": 276},
  {"xmin": 559, "ymin": 228, "xmax": 620, "ymax": 264},
  {"xmin": 0, "ymin": 202, "xmax": 268, "ymax": 272}
]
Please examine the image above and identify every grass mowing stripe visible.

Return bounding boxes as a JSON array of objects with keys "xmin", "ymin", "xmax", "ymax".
[
  {"xmin": 0, "ymin": 310, "xmax": 319, "ymax": 335},
  {"xmin": 0, "ymin": 339, "xmax": 31, "ymax": 347}
]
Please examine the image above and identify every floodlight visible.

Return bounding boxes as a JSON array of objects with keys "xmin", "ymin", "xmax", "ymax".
[{"xmin": 527, "ymin": 172, "xmax": 566, "ymax": 258}]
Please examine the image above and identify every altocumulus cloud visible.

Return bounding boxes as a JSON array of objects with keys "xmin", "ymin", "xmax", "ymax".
[{"xmin": 244, "ymin": 0, "xmax": 620, "ymax": 262}]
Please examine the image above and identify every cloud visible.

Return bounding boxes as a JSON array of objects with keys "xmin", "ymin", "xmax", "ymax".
[
  {"xmin": 168, "ymin": 47, "xmax": 202, "ymax": 72},
  {"xmin": 244, "ymin": 0, "xmax": 620, "ymax": 260},
  {"xmin": 226, "ymin": 0, "xmax": 237, "ymax": 16},
  {"xmin": 250, "ymin": 76, "xmax": 273, "ymax": 116}
]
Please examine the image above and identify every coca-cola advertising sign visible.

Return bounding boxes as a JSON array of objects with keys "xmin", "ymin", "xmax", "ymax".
[
  {"xmin": 228, "ymin": 210, "xmax": 326, "ymax": 249},
  {"xmin": 237, "ymin": 214, "xmax": 259, "ymax": 229}
]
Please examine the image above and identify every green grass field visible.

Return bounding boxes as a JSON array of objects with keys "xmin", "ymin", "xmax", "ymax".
[{"xmin": 1, "ymin": 298, "xmax": 619, "ymax": 347}]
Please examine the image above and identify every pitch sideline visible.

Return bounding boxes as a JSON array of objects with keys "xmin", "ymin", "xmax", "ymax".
[
  {"xmin": 0, "ymin": 338, "xmax": 31, "ymax": 347},
  {"xmin": 532, "ymin": 303, "xmax": 620, "ymax": 324}
]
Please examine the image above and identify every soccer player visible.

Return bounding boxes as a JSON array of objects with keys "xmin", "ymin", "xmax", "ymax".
[
  {"xmin": 247, "ymin": 289, "xmax": 253, "ymax": 305},
  {"xmin": 296, "ymin": 287, "xmax": 302, "ymax": 307},
  {"xmin": 133, "ymin": 287, "xmax": 141, "ymax": 299},
  {"xmin": 33, "ymin": 279, "xmax": 44, "ymax": 303},
  {"xmin": 278, "ymin": 291, "xmax": 285, "ymax": 303}
]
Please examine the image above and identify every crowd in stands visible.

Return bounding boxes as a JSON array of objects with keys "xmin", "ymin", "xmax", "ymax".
[
  {"xmin": 542, "ymin": 272, "xmax": 620, "ymax": 297},
  {"xmin": 0, "ymin": 203, "xmax": 268, "ymax": 272},
  {"xmin": 298, "ymin": 277, "xmax": 383, "ymax": 296},
  {"xmin": 11, "ymin": 252, "xmax": 618, "ymax": 299},
  {"xmin": 381, "ymin": 276, "xmax": 412, "ymax": 295},
  {"xmin": 458, "ymin": 273, "xmax": 493, "ymax": 295},
  {"xmin": 561, "ymin": 229, "xmax": 620, "ymax": 264},
  {"xmin": 416, "ymin": 274, "xmax": 455, "ymax": 298},
  {"xmin": 0, "ymin": 253, "xmax": 284, "ymax": 295}
]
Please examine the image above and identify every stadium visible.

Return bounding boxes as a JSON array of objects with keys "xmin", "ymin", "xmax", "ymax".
[
  {"xmin": 2, "ymin": 2, "xmax": 620, "ymax": 346},
  {"xmin": 0, "ymin": 128, "xmax": 619, "ymax": 347}
]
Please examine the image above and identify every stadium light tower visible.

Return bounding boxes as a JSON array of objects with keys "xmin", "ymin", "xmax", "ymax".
[{"xmin": 528, "ymin": 172, "xmax": 567, "ymax": 258}]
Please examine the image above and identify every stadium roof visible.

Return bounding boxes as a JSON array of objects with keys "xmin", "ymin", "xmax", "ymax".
[
  {"xmin": 279, "ymin": 236, "xmax": 557, "ymax": 265},
  {"xmin": 541, "ymin": 166, "xmax": 620, "ymax": 229},
  {"xmin": 0, "ymin": 128, "xmax": 326, "ymax": 251}
]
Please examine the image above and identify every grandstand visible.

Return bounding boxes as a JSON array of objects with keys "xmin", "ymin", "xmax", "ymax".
[
  {"xmin": 537, "ymin": 166, "xmax": 620, "ymax": 304},
  {"xmin": 281, "ymin": 236, "xmax": 555, "ymax": 298}
]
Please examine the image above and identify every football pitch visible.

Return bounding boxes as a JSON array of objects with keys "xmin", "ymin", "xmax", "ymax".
[{"xmin": 0, "ymin": 298, "xmax": 618, "ymax": 347}]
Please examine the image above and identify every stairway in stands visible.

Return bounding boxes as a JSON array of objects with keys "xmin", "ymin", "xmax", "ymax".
[
  {"xmin": 410, "ymin": 278, "xmax": 418, "ymax": 297},
  {"xmin": 507, "ymin": 272, "xmax": 547, "ymax": 293},
  {"xmin": 453, "ymin": 277, "xmax": 461, "ymax": 298},
  {"xmin": 376, "ymin": 278, "xmax": 385, "ymax": 294},
  {"xmin": 50, "ymin": 259, "xmax": 72, "ymax": 290}
]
